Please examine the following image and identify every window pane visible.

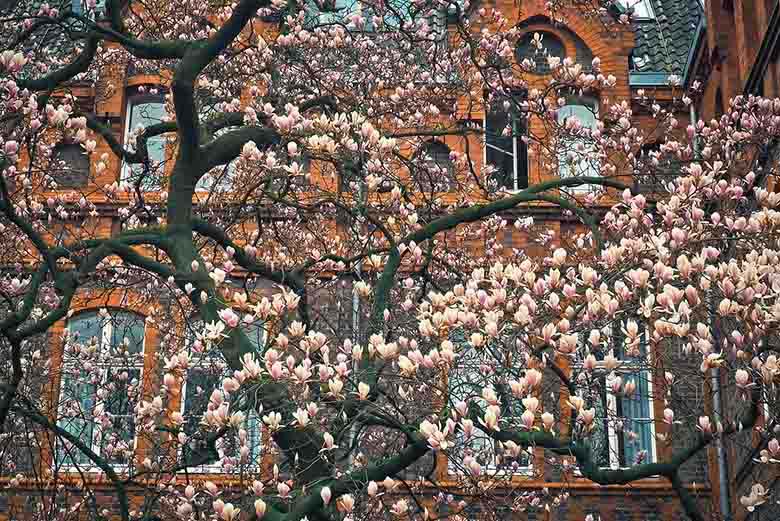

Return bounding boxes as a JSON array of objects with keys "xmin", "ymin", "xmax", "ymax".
[
  {"xmin": 125, "ymin": 95, "xmax": 166, "ymax": 188},
  {"xmin": 621, "ymin": 0, "xmax": 654, "ymax": 18},
  {"xmin": 584, "ymin": 382, "xmax": 612, "ymax": 467},
  {"xmin": 68, "ymin": 312, "xmax": 103, "ymax": 347},
  {"xmin": 558, "ymin": 101, "xmax": 599, "ymax": 188},
  {"xmin": 419, "ymin": 141, "xmax": 454, "ymax": 192},
  {"xmin": 244, "ymin": 322, "xmax": 266, "ymax": 351},
  {"xmin": 620, "ymin": 372, "xmax": 654, "ymax": 465},
  {"xmin": 183, "ymin": 368, "xmax": 220, "ymax": 433},
  {"xmin": 448, "ymin": 336, "xmax": 530, "ymax": 470},
  {"xmin": 56, "ymin": 376, "xmax": 95, "ymax": 466},
  {"xmin": 246, "ymin": 410, "xmax": 264, "ymax": 463},
  {"xmin": 108, "ymin": 312, "xmax": 145, "ymax": 355},
  {"xmin": 486, "ymin": 103, "xmax": 515, "ymax": 190},
  {"xmin": 515, "ymin": 31, "xmax": 566, "ymax": 74},
  {"xmin": 51, "ymin": 143, "xmax": 90, "ymax": 187}
]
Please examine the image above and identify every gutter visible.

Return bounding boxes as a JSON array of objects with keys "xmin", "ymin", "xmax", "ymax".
[
  {"xmin": 744, "ymin": 1, "xmax": 780, "ymax": 95},
  {"xmin": 683, "ymin": 15, "xmax": 707, "ymax": 88}
]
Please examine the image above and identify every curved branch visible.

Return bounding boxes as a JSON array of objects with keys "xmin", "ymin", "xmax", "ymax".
[{"xmin": 17, "ymin": 35, "xmax": 99, "ymax": 91}]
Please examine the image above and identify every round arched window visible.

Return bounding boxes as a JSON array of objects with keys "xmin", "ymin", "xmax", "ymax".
[{"xmin": 515, "ymin": 31, "xmax": 566, "ymax": 75}]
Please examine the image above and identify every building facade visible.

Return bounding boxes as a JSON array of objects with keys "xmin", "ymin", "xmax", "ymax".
[{"xmin": 5, "ymin": 0, "xmax": 775, "ymax": 520}]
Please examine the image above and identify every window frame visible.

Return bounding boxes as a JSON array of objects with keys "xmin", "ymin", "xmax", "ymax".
[
  {"xmin": 55, "ymin": 310, "xmax": 147, "ymax": 472},
  {"xmin": 50, "ymin": 142, "xmax": 91, "ymax": 188},
  {"xmin": 572, "ymin": 323, "xmax": 657, "ymax": 472},
  {"xmin": 446, "ymin": 339, "xmax": 534, "ymax": 476},
  {"xmin": 177, "ymin": 320, "xmax": 266, "ymax": 474},
  {"xmin": 121, "ymin": 90, "xmax": 168, "ymax": 189},
  {"xmin": 556, "ymin": 95, "xmax": 601, "ymax": 193},
  {"xmin": 483, "ymin": 92, "xmax": 529, "ymax": 192},
  {"xmin": 515, "ymin": 31, "xmax": 567, "ymax": 75},
  {"xmin": 621, "ymin": 0, "xmax": 655, "ymax": 19}
]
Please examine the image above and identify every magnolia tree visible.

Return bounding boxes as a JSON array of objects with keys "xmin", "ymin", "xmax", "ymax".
[{"xmin": 1, "ymin": 0, "xmax": 780, "ymax": 520}]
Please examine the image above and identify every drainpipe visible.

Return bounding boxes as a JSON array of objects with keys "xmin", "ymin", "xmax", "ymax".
[
  {"xmin": 690, "ymin": 101, "xmax": 734, "ymax": 521},
  {"xmin": 711, "ymin": 307, "xmax": 733, "ymax": 521},
  {"xmin": 691, "ymin": 100, "xmax": 733, "ymax": 521}
]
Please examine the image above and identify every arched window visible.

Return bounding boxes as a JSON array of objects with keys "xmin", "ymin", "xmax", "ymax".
[
  {"xmin": 557, "ymin": 96, "xmax": 599, "ymax": 192},
  {"xmin": 515, "ymin": 31, "xmax": 566, "ymax": 74},
  {"xmin": 123, "ymin": 90, "xmax": 167, "ymax": 189},
  {"xmin": 50, "ymin": 143, "xmax": 90, "ymax": 187},
  {"xmin": 56, "ymin": 310, "xmax": 146, "ymax": 467}
]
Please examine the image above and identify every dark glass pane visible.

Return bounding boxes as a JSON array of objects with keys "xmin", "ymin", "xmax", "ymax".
[
  {"xmin": 183, "ymin": 368, "xmax": 221, "ymax": 434},
  {"xmin": 515, "ymin": 31, "xmax": 566, "ymax": 74},
  {"xmin": 51, "ymin": 143, "xmax": 90, "ymax": 187},
  {"xmin": 109, "ymin": 312, "xmax": 145, "ymax": 355},
  {"xmin": 486, "ymin": 97, "xmax": 527, "ymax": 190},
  {"xmin": 486, "ymin": 104, "xmax": 515, "ymax": 190},
  {"xmin": 419, "ymin": 141, "xmax": 454, "ymax": 192},
  {"xmin": 586, "ymin": 382, "xmax": 612, "ymax": 467},
  {"xmin": 244, "ymin": 322, "xmax": 266, "ymax": 351}
]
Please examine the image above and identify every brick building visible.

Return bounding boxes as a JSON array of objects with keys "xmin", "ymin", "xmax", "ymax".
[{"xmin": 3, "ymin": 0, "xmax": 774, "ymax": 520}]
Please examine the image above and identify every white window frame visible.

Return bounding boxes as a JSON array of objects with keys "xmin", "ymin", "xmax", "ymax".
[
  {"xmin": 483, "ymin": 97, "xmax": 529, "ymax": 192},
  {"xmin": 121, "ymin": 91, "xmax": 167, "ymax": 188},
  {"xmin": 177, "ymin": 321, "xmax": 265, "ymax": 474},
  {"xmin": 621, "ymin": 0, "xmax": 655, "ymax": 19},
  {"xmin": 573, "ymin": 324, "xmax": 656, "ymax": 471},
  {"xmin": 447, "ymin": 341, "xmax": 534, "ymax": 476},
  {"xmin": 557, "ymin": 97, "xmax": 601, "ymax": 194},
  {"xmin": 55, "ymin": 311, "xmax": 146, "ymax": 472}
]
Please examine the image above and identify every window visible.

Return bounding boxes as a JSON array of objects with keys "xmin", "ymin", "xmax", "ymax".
[
  {"xmin": 56, "ymin": 310, "xmax": 146, "ymax": 468},
  {"xmin": 50, "ymin": 143, "xmax": 90, "ymax": 187},
  {"xmin": 306, "ymin": 0, "xmax": 415, "ymax": 30},
  {"xmin": 573, "ymin": 321, "xmax": 656, "ymax": 469},
  {"xmin": 557, "ymin": 97, "xmax": 600, "ymax": 192},
  {"xmin": 484, "ymin": 94, "xmax": 528, "ymax": 191},
  {"xmin": 179, "ymin": 320, "xmax": 265, "ymax": 472},
  {"xmin": 633, "ymin": 142, "xmax": 680, "ymax": 194},
  {"xmin": 448, "ymin": 337, "xmax": 532, "ymax": 474},
  {"xmin": 122, "ymin": 91, "xmax": 167, "ymax": 190},
  {"xmin": 515, "ymin": 31, "xmax": 566, "ymax": 75},
  {"xmin": 620, "ymin": 0, "xmax": 655, "ymax": 18},
  {"xmin": 71, "ymin": 0, "xmax": 106, "ymax": 17},
  {"xmin": 195, "ymin": 97, "xmax": 239, "ymax": 193},
  {"xmin": 417, "ymin": 141, "xmax": 454, "ymax": 192}
]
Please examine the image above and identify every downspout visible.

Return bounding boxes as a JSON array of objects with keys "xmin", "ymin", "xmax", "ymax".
[
  {"xmin": 692, "ymin": 100, "xmax": 734, "ymax": 520},
  {"xmin": 711, "ymin": 304, "xmax": 733, "ymax": 521}
]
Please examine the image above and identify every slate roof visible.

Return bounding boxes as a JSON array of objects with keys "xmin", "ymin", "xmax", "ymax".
[{"xmin": 630, "ymin": 0, "xmax": 703, "ymax": 75}]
